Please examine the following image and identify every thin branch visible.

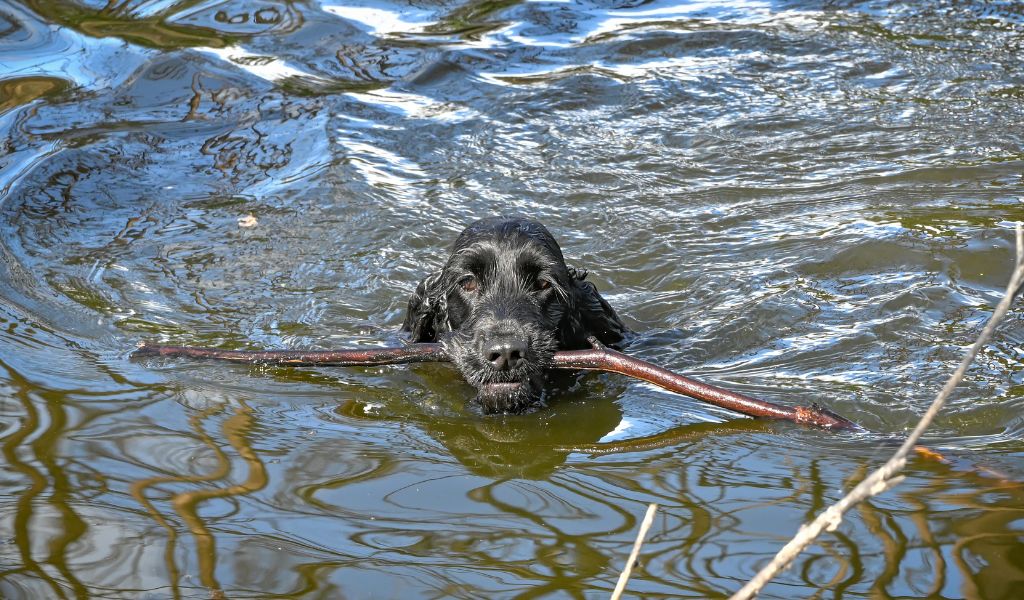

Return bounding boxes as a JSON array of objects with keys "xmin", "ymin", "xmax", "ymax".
[
  {"xmin": 729, "ymin": 223, "xmax": 1024, "ymax": 600},
  {"xmin": 132, "ymin": 342, "xmax": 446, "ymax": 366},
  {"xmin": 557, "ymin": 340, "xmax": 861, "ymax": 430},
  {"xmin": 611, "ymin": 503, "xmax": 659, "ymax": 600},
  {"xmin": 133, "ymin": 342, "xmax": 861, "ymax": 431}
]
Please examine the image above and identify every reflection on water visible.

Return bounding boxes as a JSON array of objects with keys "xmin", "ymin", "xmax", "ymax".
[
  {"xmin": 130, "ymin": 402, "xmax": 267, "ymax": 598},
  {"xmin": 1, "ymin": 0, "xmax": 1023, "ymax": 597}
]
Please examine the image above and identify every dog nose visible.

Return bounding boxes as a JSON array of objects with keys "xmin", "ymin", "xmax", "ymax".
[{"xmin": 483, "ymin": 337, "xmax": 527, "ymax": 371}]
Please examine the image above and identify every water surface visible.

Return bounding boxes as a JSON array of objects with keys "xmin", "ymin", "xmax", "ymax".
[{"xmin": 1, "ymin": 0, "xmax": 1023, "ymax": 598}]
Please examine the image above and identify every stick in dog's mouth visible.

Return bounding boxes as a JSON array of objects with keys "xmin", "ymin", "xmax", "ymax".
[{"xmin": 132, "ymin": 341, "xmax": 863, "ymax": 431}]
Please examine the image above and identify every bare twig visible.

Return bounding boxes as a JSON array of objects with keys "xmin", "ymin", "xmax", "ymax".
[
  {"xmin": 730, "ymin": 223, "xmax": 1024, "ymax": 600},
  {"xmin": 556, "ymin": 341, "xmax": 861, "ymax": 431},
  {"xmin": 133, "ymin": 342, "xmax": 861, "ymax": 431},
  {"xmin": 611, "ymin": 503, "xmax": 659, "ymax": 600},
  {"xmin": 132, "ymin": 342, "xmax": 446, "ymax": 366}
]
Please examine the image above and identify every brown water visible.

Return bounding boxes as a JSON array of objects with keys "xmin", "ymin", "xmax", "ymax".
[{"xmin": 1, "ymin": 1, "xmax": 1023, "ymax": 598}]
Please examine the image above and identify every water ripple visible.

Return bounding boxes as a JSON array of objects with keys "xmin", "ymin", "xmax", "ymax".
[{"xmin": 1, "ymin": 0, "xmax": 1023, "ymax": 597}]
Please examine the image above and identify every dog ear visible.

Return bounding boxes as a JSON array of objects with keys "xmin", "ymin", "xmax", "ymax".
[
  {"xmin": 402, "ymin": 271, "xmax": 444, "ymax": 342},
  {"xmin": 566, "ymin": 267, "xmax": 626, "ymax": 347}
]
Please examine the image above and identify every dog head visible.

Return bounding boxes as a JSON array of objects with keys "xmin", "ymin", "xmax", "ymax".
[{"xmin": 403, "ymin": 216, "xmax": 625, "ymax": 413}]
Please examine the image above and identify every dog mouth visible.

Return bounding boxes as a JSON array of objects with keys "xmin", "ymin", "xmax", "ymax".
[
  {"xmin": 474, "ymin": 381, "xmax": 537, "ymax": 414},
  {"xmin": 480, "ymin": 382, "xmax": 524, "ymax": 394},
  {"xmin": 441, "ymin": 329, "xmax": 555, "ymax": 414}
]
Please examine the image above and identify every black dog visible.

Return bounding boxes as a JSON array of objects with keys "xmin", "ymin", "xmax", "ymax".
[{"xmin": 402, "ymin": 217, "xmax": 626, "ymax": 413}]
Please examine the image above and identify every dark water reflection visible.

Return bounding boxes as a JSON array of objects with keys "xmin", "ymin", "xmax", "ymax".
[{"xmin": 2, "ymin": 0, "xmax": 1023, "ymax": 597}]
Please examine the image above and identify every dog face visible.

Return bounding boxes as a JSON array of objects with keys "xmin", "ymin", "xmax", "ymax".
[{"xmin": 403, "ymin": 217, "xmax": 625, "ymax": 413}]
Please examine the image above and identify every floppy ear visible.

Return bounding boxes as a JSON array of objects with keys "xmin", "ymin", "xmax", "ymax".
[
  {"xmin": 401, "ymin": 271, "xmax": 444, "ymax": 342},
  {"xmin": 566, "ymin": 267, "xmax": 626, "ymax": 347}
]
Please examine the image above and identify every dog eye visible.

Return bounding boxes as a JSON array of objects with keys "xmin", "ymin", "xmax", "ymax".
[
  {"xmin": 460, "ymin": 276, "xmax": 479, "ymax": 292},
  {"xmin": 535, "ymin": 278, "xmax": 551, "ymax": 291}
]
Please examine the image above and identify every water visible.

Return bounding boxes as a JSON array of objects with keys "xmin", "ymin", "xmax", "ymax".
[{"xmin": 1, "ymin": 0, "xmax": 1023, "ymax": 597}]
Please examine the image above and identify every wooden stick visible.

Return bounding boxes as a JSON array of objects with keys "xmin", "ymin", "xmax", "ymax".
[
  {"xmin": 556, "ymin": 339, "xmax": 861, "ymax": 431},
  {"xmin": 132, "ymin": 342, "xmax": 446, "ymax": 366},
  {"xmin": 132, "ymin": 341, "xmax": 862, "ymax": 431}
]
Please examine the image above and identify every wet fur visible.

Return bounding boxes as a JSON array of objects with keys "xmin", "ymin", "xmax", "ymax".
[{"xmin": 402, "ymin": 216, "xmax": 625, "ymax": 413}]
